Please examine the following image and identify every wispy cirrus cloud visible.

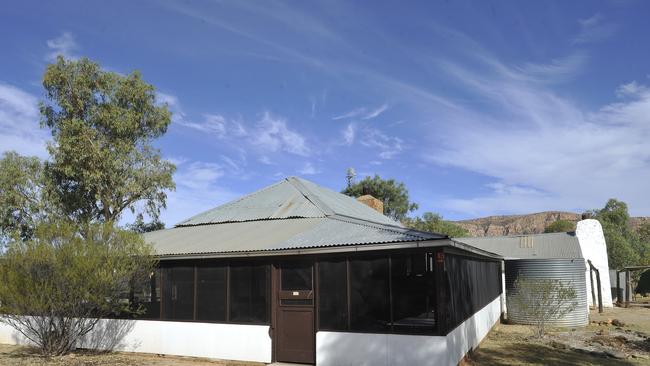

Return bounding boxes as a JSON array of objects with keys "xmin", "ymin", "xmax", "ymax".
[
  {"xmin": 165, "ymin": 1, "xmax": 461, "ymax": 118},
  {"xmin": 516, "ymin": 52, "xmax": 588, "ymax": 83},
  {"xmin": 615, "ymin": 81, "xmax": 649, "ymax": 98},
  {"xmin": 332, "ymin": 107, "xmax": 366, "ymax": 120},
  {"xmin": 342, "ymin": 123, "xmax": 356, "ymax": 145},
  {"xmin": 166, "ymin": 90, "xmax": 310, "ymax": 158},
  {"xmin": 363, "ymin": 104, "xmax": 389, "ymax": 119},
  {"xmin": 258, "ymin": 155, "xmax": 273, "ymax": 165},
  {"xmin": 425, "ymin": 43, "xmax": 650, "ymax": 216},
  {"xmin": 359, "ymin": 127, "xmax": 403, "ymax": 159},
  {"xmin": 163, "ymin": 159, "xmax": 241, "ymax": 225},
  {"xmin": 175, "ymin": 161, "xmax": 224, "ymax": 191},
  {"xmin": 45, "ymin": 32, "xmax": 79, "ymax": 62},
  {"xmin": 254, "ymin": 112, "xmax": 310, "ymax": 157},
  {"xmin": 298, "ymin": 162, "xmax": 320, "ymax": 175},
  {"xmin": 125, "ymin": 3, "xmax": 645, "ymax": 219},
  {"xmin": 339, "ymin": 121, "xmax": 402, "ymax": 159},
  {"xmin": 332, "ymin": 104, "xmax": 390, "ymax": 120},
  {"xmin": 0, "ymin": 83, "xmax": 48, "ymax": 157},
  {"xmin": 157, "ymin": 92, "xmax": 182, "ymax": 111},
  {"xmin": 179, "ymin": 114, "xmax": 229, "ymax": 137},
  {"xmin": 572, "ymin": 14, "xmax": 617, "ymax": 44},
  {"xmin": 161, "ymin": 91, "xmax": 246, "ymax": 139}
]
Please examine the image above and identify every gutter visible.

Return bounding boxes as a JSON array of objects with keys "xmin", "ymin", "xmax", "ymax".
[{"xmin": 155, "ymin": 238, "xmax": 502, "ymax": 261}]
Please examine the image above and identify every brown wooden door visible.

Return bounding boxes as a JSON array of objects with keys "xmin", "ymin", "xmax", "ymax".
[{"xmin": 275, "ymin": 262, "xmax": 315, "ymax": 364}]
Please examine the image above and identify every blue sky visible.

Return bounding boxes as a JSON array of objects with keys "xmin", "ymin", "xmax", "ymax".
[{"xmin": 1, "ymin": 0, "xmax": 650, "ymax": 226}]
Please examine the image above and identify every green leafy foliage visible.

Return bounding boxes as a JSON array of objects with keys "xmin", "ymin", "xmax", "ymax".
[
  {"xmin": 509, "ymin": 277, "xmax": 578, "ymax": 338},
  {"xmin": 128, "ymin": 216, "xmax": 165, "ymax": 233},
  {"xmin": 543, "ymin": 219, "xmax": 576, "ymax": 233},
  {"xmin": 342, "ymin": 175, "xmax": 418, "ymax": 221},
  {"xmin": 0, "ymin": 152, "xmax": 51, "ymax": 243},
  {"xmin": 403, "ymin": 212, "xmax": 469, "ymax": 237},
  {"xmin": 40, "ymin": 56, "xmax": 175, "ymax": 224},
  {"xmin": 0, "ymin": 57, "xmax": 171, "ymax": 355},
  {"xmin": 0, "ymin": 221, "xmax": 156, "ymax": 356},
  {"xmin": 637, "ymin": 222, "xmax": 650, "ymax": 264},
  {"xmin": 587, "ymin": 199, "xmax": 647, "ymax": 269}
]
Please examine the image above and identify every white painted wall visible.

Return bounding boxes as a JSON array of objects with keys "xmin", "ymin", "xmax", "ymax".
[
  {"xmin": 316, "ymin": 296, "xmax": 501, "ymax": 366},
  {"xmin": 0, "ymin": 319, "xmax": 272, "ymax": 363},
  {"xmin": 500, "ymin": 263, "xmax": 507, "ymax": 316},
  {"xmin": 0, "ymin": 322, "xmax": 30, "ymax": 346},
  {"xmin": 576, "ymin": 219, "xmax": 613, "ymax": 308},
  {"xmin": 3, "ymin": 297, "xmax": 500, "ymax": 366}
]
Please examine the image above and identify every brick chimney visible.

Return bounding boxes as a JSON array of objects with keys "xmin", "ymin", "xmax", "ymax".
[{"xmin": 357, "ymin": 195, "xmax": 384, "ymax": 214}]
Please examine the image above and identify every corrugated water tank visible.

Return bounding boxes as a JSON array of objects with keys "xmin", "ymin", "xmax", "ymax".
[{"xmin": 505, "ymin": 258, "xmax": 588, "ymax": 327}]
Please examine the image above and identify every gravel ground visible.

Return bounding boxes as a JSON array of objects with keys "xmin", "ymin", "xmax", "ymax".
[{"xmin": 466, "ymin": 307, "xmax": 650, "ymax": 366}]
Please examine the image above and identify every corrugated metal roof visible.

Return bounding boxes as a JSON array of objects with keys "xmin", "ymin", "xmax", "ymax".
[
  {"xmin": 146, "ymin": 176, "xmax": 453, "ymax": 258},
  {"xmin": 144, "ymin": 216, "xmax": 442, "ymax": 257},
  {"xmin": 145, "ymin": 218, "xmax": 322, "ymax": 256},
  {"xmin": 176, "ymin": 177, "xmax": 398, "ymax": 227},
  {"xmin": 292, "ymin": 178, "xmax": 397, "ymax": 226},
  {"xmin": 454, "ymin": 232, "xmax": 583, "ymax": 259}
]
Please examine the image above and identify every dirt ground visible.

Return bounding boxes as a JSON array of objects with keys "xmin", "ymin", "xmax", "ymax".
[
  {"xmin": 0, "ymin": 345, "xmax": 261, "ymax": 366},
  {"xmin": 467, "ymin": 306, "xmax": 650, "ymax": 366},
  {"xmin": 3, "ymin": 307, "xmax": 650, "ymax": 365}
]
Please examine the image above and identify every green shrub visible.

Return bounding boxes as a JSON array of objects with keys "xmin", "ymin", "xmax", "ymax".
[
  {"xmin": 0, "ymin": 221, "xmax": 155, "ymax": 356},
  {"xmin": 544, "ymin": 220, "xmax": 576, "ymax": 233},
  {"xmin": 509, "ymin": 277, "xmax": 578, "ymax": 338}
]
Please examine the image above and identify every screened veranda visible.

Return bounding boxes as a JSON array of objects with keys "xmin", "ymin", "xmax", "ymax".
[
  {"xmin": 131, "ymin": 260, "xmax": 271, "ymax": 324},
  {"xmin": 128, "ymin": 249, "xmax": 500, "ymax": 335}
]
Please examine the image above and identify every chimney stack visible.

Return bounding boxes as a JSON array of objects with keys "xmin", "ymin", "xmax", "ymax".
[{"xmin": 357, "ymin": 195, "xmax": 384, "ymax": 214}]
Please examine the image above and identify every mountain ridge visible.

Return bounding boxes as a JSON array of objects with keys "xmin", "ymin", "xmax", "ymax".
[{"xmin": 453, "ymin": 211, "xmax": 650, "ymax": 237}]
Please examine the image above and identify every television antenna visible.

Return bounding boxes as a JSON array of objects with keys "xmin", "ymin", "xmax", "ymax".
[{"xmin": 346, "ymin": 167, "xmax": 356, "ymax": 188}]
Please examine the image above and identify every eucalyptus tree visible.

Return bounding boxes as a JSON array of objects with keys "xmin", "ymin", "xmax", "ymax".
[
  {"xmin": 403, "ymin": 212, "xmax": 469, "ymax": 237},
  {"xmin": 40, "ymin": 56, "xmax": 175, "ymax": 225},
  {"xmin": 342, "ymin": 174, "xmax": 418, "ymax": 221},
  {"xmin": 0, "ymin": 152, "xmax": 50, "ymax": 246}
]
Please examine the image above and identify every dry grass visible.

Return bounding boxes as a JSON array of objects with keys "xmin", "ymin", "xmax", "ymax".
[
  {"xmin": 0, "ymin": 344, "xmax": 261, "ymax": 366},
  {"xmin": 465, "ymin": 325, "xmax": 648, "ymax": 366},
  {"xmin": 3, "ymin": 307, "xmax": 650, "ymax": 365},
  {"xmin": 467, "ymin": 307, "xmax": 650, "ymax": 366}
]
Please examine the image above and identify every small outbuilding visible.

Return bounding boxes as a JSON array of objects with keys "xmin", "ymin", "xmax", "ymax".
[{"xmin": 455, "ymin": 220, "xmax": 612, "ymax": 327}]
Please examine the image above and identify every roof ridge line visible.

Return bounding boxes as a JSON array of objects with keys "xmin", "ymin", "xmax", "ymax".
[
  {"xmin": 456, "ymin": 231, "xmax": 576, "ymax": 240},
  {"xmin": 328, "ymin": 214, "xmax": 445, "ymax": 240},
  {"xmin": 287, "ymin": 177, "xmax": 336, "ymax": 216},
  {"xmin": 175, "ymin": 216, "xmax": 319, "ymax": 228},
  {"xmin": 175, "ymin": 179, "xmax": 290, "ymax": 226}
]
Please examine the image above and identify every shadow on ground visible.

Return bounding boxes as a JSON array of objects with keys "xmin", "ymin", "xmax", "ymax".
[{"xmin": 467, "ymin": 337, "xmax": 640, "ymax": 366}]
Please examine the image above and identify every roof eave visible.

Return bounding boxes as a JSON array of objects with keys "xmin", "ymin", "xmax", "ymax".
[{"xmin": 155, "ymin": 238, "xmax": 459, "ymax": 260}]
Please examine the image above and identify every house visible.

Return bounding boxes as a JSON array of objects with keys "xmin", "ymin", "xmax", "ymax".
[
  {"xmin": 455, "ymin": 220, "xmax": 612, "ymax": 327},
  {"xmin": 0, "ymin": 177, "xmax": 502, "ymax": 366}
]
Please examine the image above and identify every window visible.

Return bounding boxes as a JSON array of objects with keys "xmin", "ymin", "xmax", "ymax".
[
  {"xmin": 196, "ymin": 265, "xmax": 227, "ymax": 321},
  {"xmin": 280, "ymin": 263, "xmax": 313, "ymax": 306},
  {"xmin": 281, "ymin": 263, "xmax": 312, "ymax": 290},
  {"xmin": 349, "ymin": 257, "xmax": 390, "ymax": 331},
  {"xmin": 229, "ymin": 263, "xmax": 270, "ymax": 323},
  {"xmin": 391, "ymin": 253, "xmax": 436, "ymax": 332},
  {"xmin": 162, "ymin": 266, "xmax": 195, "ymax": 320},
  {"xmin": 318, "ymin": 260, "xmax": 348, "ymax": 330}
]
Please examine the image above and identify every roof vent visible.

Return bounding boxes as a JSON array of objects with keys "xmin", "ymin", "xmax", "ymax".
[
  {"xmin": 519, "ymin": 236, "xmax": 534, "ymax": 249},
  {"xmin": 357, "ymin": 195, "xmax": 384, "ymax": 214}
]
